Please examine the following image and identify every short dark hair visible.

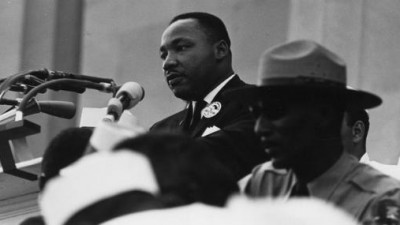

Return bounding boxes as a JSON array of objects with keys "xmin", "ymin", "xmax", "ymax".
[
  {"xmin": 170, "ymin": 12, "xmax": 231, "ymax": 47},
  {"xmin": 114, "ymin": 131, "xmax": 238, "ymax": 207},
  {"xmin": 39, "ymin": 127, "xmax": 93, "ymax": 190}
]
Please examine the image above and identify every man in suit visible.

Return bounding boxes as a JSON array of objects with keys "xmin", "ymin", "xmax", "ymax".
[
  {"xmin": 151, "ymin": 12, "xmax": 266, "ymax": 180},
  {"xmin": 227, "ymin": 40, "xmax": 400, "ymax": 222}
]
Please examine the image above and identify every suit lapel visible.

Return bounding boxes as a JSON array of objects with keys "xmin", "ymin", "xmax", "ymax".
[
  {"xmin": 191, "ymin": 76, "xmax": 247, "ymax": 137},
  {"xmin": 179, "ymin": 104, "xmax": 192, "ymax": 132}
]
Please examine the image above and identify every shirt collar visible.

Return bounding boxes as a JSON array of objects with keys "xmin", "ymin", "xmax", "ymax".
[
  {"xmin": 203, "ymin": 74, "xmax": 236, "ymax": 104},
  {"xmin": 190, "ymin": 74, "xmax": 236, "ymax": 111},
  {"xmin": 307, "ymin": 152, "xmax": 359, "ymax": 199}
]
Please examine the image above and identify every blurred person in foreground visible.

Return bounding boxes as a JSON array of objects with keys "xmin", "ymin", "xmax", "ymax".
[
  {"xmin": 102, "ymin": 193, "xmax": 358, "ymax": 225},
  {"xmin": 227, "ymin": 39, "xmax": 400, "ymax": 222},
  {"xmin": 151, "ymin": 12, "xmax": 266, "ymax": 180},
  {"xmin": 40, "ymin": 129, "xmax": 238, "ymax": 225},
  {"xmin": 38, "ymin": 127, "xmax": 94, "ymax": 190},
  {"xmin": 19, "ymin": 127, "xmax": 93, "ymax": 225},
  {"xmin": 23, "ymin": 111, "xmax": 142, "ymax": 225}
]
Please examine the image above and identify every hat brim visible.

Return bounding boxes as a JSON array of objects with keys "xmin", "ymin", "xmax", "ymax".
[{"xmin": 225, "ymin": 85, "xmax": 382, "ymax": 109}]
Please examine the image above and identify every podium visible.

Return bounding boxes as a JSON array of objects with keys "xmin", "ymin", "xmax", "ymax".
[{"xmin": 0, "ymin": 118, "xmax": 40, "ymax": 180}]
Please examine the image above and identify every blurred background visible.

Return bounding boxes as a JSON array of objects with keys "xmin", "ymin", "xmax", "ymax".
[{"xmin": 0, "ymin": 0, "xmax": 400, "ymax": 223}]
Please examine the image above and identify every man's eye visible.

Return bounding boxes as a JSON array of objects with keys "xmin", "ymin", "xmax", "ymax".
[{"xmin": 176, "ymin": 45, "xmax": 189, "ymax": 51}]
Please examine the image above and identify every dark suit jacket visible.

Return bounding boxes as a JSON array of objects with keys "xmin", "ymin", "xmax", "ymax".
[{"xmin": 150, "ymin": 76, "xmax": 267, "ymax": 180}]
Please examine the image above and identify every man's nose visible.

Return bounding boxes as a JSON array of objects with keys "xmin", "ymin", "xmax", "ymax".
[
  {"xmin": 254, "ymin": 116, "xmax": 274, "ymax": 137},
  {"xmin": 162, "ymin": 53, "xmax": 178, "ymax": 71}
]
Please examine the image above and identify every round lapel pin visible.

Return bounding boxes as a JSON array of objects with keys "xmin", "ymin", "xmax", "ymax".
[{"xmin": 202, "ymin": 101, "xmax": 222, "ymax": 118}]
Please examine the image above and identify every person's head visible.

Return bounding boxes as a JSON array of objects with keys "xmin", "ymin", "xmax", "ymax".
[
  {"xmin": 251, "ymin": 90, "xmax": 346, "ymax": 172},
  {"xmin": 39, "ymin": 127, "xmax": 93, "ymax": 190},
  {"xmin": 225, "ymin": 40, "xmax": 381, "ymax": 177},
  {"xmin": 341, "ymin": 109, "xmax": 369, "ymax": 160},
  {"xmin": 114, "ymin": 131, "xmax": 239, "ymax": 207},
  {"xmin": 160, "ymin": 12, "xmax": 233, "ymax": 101},
  {"xmin": 19, "ymin": 216, "xmax": 45, "ymax": 225},
  {"xmin": 40, "ymin": 145, "xmax": 161, "ymax": 225}
]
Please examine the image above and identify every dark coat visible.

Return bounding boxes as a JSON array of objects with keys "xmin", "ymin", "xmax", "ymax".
[{"xmin": 150, "ymin": 76, "xmax": 267, "ymax": 179}]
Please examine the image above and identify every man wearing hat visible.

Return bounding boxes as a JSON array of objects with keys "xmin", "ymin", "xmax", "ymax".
[{"xmin": 228, "ymin": 40, "xmax": 400, "ymax": 221}]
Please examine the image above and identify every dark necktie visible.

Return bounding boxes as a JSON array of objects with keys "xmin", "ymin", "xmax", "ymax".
[
  {"xmin": 189, "ymin": 100, "xmax": 207, "ymax": 129},
  {"xmin": 289, "ymin": 182, "xmax": 309, "ymax": 197}
]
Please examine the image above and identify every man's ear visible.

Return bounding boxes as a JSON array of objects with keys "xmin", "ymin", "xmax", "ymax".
[
  {"xmin": 352, "ymin": 121, "xmax": 365, "ymax": 144},
  {"xmin": 214, "ymin": 40, "xmax": 230, "ymax": 60}
]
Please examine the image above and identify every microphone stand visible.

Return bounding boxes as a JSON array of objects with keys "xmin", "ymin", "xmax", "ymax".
[
  {"xmin": 0, "ymin": 117, "xmax": 40, "ymax": 180},
  {"xmin": 0, "ymin": 77, "xmax": 116, "ymax": 181},
  {"xmin": 0, "ymin": 70, "xmax": 44, "ymax": 180}
]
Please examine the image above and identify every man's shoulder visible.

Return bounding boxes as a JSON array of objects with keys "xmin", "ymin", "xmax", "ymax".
[
  {"xmin": 361, "ymin": 187, "xmax": 400, "ymax": 223},
  {"xmin": 242, "ymin": 161, "xmax": 295, "ymax": 197},
  {"xmin": 352, "ymin": 167, "xmax": 400, "ymax": 222},
  {"xmin": 217, "ymin": 76, "xmax": 255, "ymax": 109},
  {"xmin": 363, "ymin": 160, "xmax": 400, "ymax": 180},
  {"xmin": 216, "ymin": 76, "xmax": 254, "ymax": 112},
  {"xmin": 349, "ymin": 162, "xmax": 400, "ymax": 194},
  {"xmin": 314, "ymin": 160, "xmax": 400, "ymax": 221},
  {"xmin": 220, "ymin": 75, "xmax": 253, "ymax": 92}
]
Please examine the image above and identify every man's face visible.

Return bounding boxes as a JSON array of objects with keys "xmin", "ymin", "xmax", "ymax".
[
  {"xmin": 253, "ymin": 97, "xmax": 323, "ymax": 169},
  {"xmin": 160, "ymin": 19, "xmax": 218, "ymax": 101}
]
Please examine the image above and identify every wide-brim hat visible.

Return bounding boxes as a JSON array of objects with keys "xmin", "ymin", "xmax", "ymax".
[{"xmin": 226, "ymin": 40, "xmax": 382, "ymax": 109}]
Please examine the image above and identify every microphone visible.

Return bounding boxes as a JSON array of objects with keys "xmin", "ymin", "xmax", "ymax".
[
  {"xmin": 115, "ymin": 82, "xmax": 145, "ymax": 109},
  {"xmin": 22, "ymin": 99, "xmax": 76, "ymax": 119},
  {"xmin": 0, "ymin": 98, "xmax": 19, "ymax": 106},
  {"xmin": 104, "ymin": 82, "xmax": 144, "ymax": 122},
  {"xmin": 46, "ymin": 81, "xmax": 116, "ymax": 94},
  {"xmin": 15, "ymin": 79, "xmax": 115, "ymax": 121},
  {"xmin": 31, "ymin": 69, "xmax": 115, "ymax": 84}
]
